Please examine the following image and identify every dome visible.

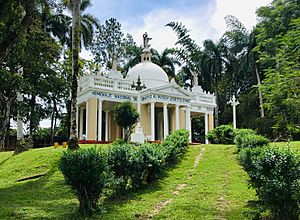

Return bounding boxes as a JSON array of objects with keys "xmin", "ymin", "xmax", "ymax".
[{"xmin": 127, "ymin": 62, "xmax": 169, "ymax": 88}]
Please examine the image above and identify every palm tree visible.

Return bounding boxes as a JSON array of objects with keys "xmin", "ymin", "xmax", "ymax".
[
  {"xmin": 67, "ymin": 0, "xmax": 81, "ymax": 149},
  {"xmin": 166, "ymin": 22, "xmax": 202, "ymax": 86},
  {"xmin": 151, "ymin": 48, "xmax": 180, "ymax": 80},
  {"xmin": 47, "ymin": 0, "xmax": 98, "ymax": 149},
  {"xmin": 223, "ymin": 15, "xmax": 265, "ymax": 118},
  {"xmin": 49, "ymin": 0, "xmax": 100, "ymax": 48},
  {"xmin": 201, "ymin": 39, "xmax": 227, "ymax": 126}
]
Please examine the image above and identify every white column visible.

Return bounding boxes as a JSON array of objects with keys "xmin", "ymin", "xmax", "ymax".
[
  {"xmin": 135, "ymin": 92, "xmax": 143, "ymax": 133},
  {"xmin": 108, "ymin": 111, "xmax": 111, "ymax": 140},
  {"xmin": 105, "ymin": 111, "xmax": 109, "ymax": 141},
  {"xmin": 185, "ymin": 106, "xmax": 192, "ymax": 141},
  {"xmin": 163, "ymin": 103, "xmax": 169, "ymax": 138},
  {"xmin": 151, "ymin": 102, "xmax": 155, "ymax": 141},
  {"xmin": 228, "ymin": 95, "xmax": 239, "ymax": 129},
  {"xmin": 79, "ymin": 107, "xmax": 83, "ymax": 139},
  {"xmin": 137, "ymin": 93, "xmax": 141, "ymax": 114},
  {"xmin": 175, "ymin": 104, "xmax": 180, "ymax": 130},
  {"xmin": 98, "ymin": 99, "xmax": 102, "ymax": 141},
  {"xmin": 76, "ymin": 105, "xmax": 79, "ymax": 138},
  {"xmin": 85, "ymin": 100, "xmax": 89, "ymax": 139},
  {"xmin": 205, "ymin": 113, "xmax": 209, "ymax": 144},
  {"xmin": 233, "ymin": 103, "xmax": 237, "ymax": 129}
]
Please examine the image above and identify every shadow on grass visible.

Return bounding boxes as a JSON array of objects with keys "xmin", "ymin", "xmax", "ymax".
[
  {"xmin": 0, "ymin": 156, "xmax": 12, "ymax": 167},
  {"xmin": 0, "ymin": 147, "xmax": 193, "ymax": 219},
  {"xmin": 0, "ymin": 165, "xmax": 79, "ymax": 219}
]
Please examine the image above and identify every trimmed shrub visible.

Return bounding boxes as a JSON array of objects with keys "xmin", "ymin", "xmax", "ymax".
[
  {"xmin": 139, "ymin": 143, "xmax": 167, "ymax": 183},
  {"xmin": 108, "ymin": 130, "xmax": 189, "ymax": 193},
  {"xmin": 161, "ymin": 129, "xmax": 189, "ymax": 164},
  {"xmin": 239, "ymin": 147, "xmax": 300, "ymax": 219},
  {"xmin": 206, "ymin": 125, "xmax": 234, "ymax": 144},
  {"xmin": 108, "ymin": 142, "xmax": 167, "ymax": 192},
  {"xmin": 107, "ymin": 143, "xmax": 136, "ymax": 192},
  {"xmin": 235, "ymin": 130, "xmax": 269, "ymax": 150},
  {"xmin": 234, "ymin": 129, "xmax": 256, "ymax": 147},
  {"xmin": 238, "ymin": 147, "xmax": 263, "ymax": 173},
  {"xmin": 59, "ymin": 148, "xmax": 110, "ymax": 216}
]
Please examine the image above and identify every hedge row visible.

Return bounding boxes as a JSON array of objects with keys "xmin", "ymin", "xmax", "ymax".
[
  {"xmin": 236, "ymin": 129, "xmax": 300, "ymax": 219},
  {"xmin": 59, "ymin": 129, "xmax": 189, "ymax": 216},
  {"xmin": 234, "ymin": 129, "xmax": 269, "ymax": 151},
  {"xmin": 206, "ymin": 125, "xmax": 269, "ymax": 149}
]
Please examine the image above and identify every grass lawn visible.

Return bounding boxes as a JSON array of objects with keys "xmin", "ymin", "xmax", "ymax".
[{"xmin": 0, "ymin": 141, "xmax": 299, "ymax": 219}]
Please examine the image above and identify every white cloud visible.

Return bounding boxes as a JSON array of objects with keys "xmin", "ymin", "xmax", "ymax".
[
  {"xmin": 122, "ymin": 3, "xmax": 216, "ymax": 52},
  {"xmin": 210, "ymin": 0, "xmax": 273, "ymax": 36},
  {"xmin": 122, "ymin": 0, "xmax": 272, "ymax": 52}
]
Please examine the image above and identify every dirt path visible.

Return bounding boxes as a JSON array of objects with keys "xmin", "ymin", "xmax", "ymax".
[
  {"xmin": 137, "ymin": 147, "xmax": 206, "ymax": 219},
  {"xmin": 215, "ymin": 171, "xmax": 230, "ymax": 219}
]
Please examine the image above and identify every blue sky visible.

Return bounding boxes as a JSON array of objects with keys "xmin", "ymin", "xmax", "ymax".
[
  {"xmin": 87, "ymin": 0, "xmax": 206, "ymax": 23},
  {"xmin": 82, "ymin": 0, "xmax": 272, "ymax": 55}
]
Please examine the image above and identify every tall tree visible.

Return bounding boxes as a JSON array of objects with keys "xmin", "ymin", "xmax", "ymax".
[
  {"xmin": 201, "ymin": 39, "xmax": 227, "ymax": 126},
  {"xmin": 91, "ymin": 18, "xmax": 135, "ymax": 71},
  {"xmin": 68, "ymin": 0, "xmax": 81, "ymax": 149},
  {"xmin": 0, "ymin": 0, "xmax": 63, "ymax": 150},
  {"xmin": 223, "ymin": 15, "xmax": 265, "ymax": 118},
  {"xmin": 60, "ymin": 0, "xmax": 100, "ymax": 48},
  {"xmin": 256, "ymin": 0, "xmax": 300, "ymax": 139},
  {"xmin": 59, "ymin": 0, "xmax": 98, "ymax": 149}
]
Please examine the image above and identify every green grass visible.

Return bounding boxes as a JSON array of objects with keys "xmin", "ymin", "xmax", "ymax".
[
  {"xmin": 0, "ymin": 141, "xmax": 299, "ymax": 219},
  {"xmin": 270, "ymin": 141, "xmax": 300, "ymax": 150},
  {"xmin": 93, "ymin": 145, "xmax": 256, "ymax": 220}
]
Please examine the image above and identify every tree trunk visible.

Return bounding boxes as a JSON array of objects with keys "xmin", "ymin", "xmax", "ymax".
[
  {"xmin": 68, "ymin": 0, "xmax": 81, "ymax": 150},
  {"xmin": 50, "ymin": 104, "xmax": 54, "ymax": 144},
  {"xmin": 0, "ymin": 94, "xmax": 12, "ymax": 151},
  {"xmin": 255, "ymin": 64, "xmax": 265, "ymax": 118},
  {"xmin": 53, "ymin": 100, "xmax": 58, "ymax": 142},
  {"xmin": 5, "ymin": 115, "xmax": 10, "ymax": 150},
  {"xmin": 29, "ymin": 95, "xmax": 36, "ymax": 136},
  {"xmin": 16, "ymin": 92, "xmax": 24, "ymax": 141}
]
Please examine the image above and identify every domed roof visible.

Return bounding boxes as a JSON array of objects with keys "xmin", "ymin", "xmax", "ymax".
[{"xmin": 127, "ymin": 62, "xmax": 169, "ymax": 88}]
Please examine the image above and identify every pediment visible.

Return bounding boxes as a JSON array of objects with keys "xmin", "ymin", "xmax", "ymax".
[{"xmin": 143, "ymin": 82, "xmax": 191, "ymax": 99}]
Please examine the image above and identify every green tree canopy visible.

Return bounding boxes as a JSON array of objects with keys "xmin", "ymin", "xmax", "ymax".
[
  {"xmin": 91, "ymin": 18, "xmax": 136, "ymax": 70},
  {"xmin": 113, "ymin": 101, "xmax": 139, "ymax": 142}
]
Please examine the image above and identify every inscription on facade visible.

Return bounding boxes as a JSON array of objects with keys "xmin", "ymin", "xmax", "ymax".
[
  {"xmin": 92, "ymin": 91, "xmax": 136, "ymax": 101},
  {"xmin": 92, "ymin": 91, "xmax": 189, "ymax": 103},
  {"xmin": 142, "ymin": 94, "xmax": 189, "ymax": 103}
]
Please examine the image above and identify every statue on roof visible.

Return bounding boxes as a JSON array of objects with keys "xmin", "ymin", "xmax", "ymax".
[
  {"xmin": 191, "ymin": 70, "xmax": 199, "ymax": 87},
  {"xmin": 143, "ymin": 32, "xmax": 152, "ymax": 50}
]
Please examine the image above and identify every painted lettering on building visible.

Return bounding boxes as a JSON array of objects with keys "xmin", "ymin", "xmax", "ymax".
[
  {"xmin": 142, "ymin": 94, "xmax": 189, "ymax": 103},
  {"xmin": 92, "ymin": 91, "xmax": 135, "ymax": 101}
]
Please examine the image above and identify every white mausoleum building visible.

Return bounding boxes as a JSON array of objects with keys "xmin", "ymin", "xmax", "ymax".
[{"xmin": 77, "ymin": 33, "xmax": 216, "ymax": 143}]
